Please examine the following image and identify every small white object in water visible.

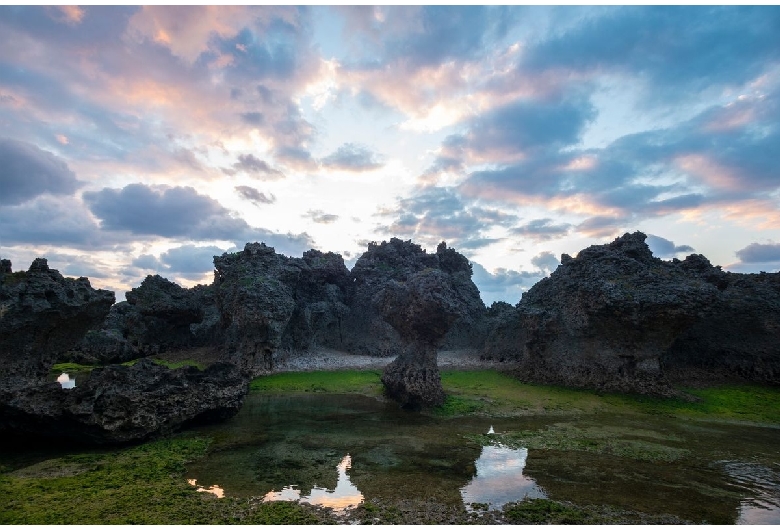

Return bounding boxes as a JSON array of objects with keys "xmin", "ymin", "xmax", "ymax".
[
  {"xmin": 487, "ymin": 425, "xmax": 495, "ymax": 434},
  {"xmin": 57, "ymin": 373, "xmax": 75, "ymax": 389}
]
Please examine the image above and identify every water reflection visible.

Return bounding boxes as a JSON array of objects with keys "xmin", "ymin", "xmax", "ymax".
[
  {"xmin": 187, "ymin": 478, "xmax": 225, "ymax": 498},
  {"xmin": 56, "ymin": 373, "xmax": 75, "ymax": 389},
  {"xmin": 723, "ymin": 461, "xmax": 780, "ymax": 525},
  {"xmin": 264, "ymin": 454, "xmax": 364, "ymax": 513},
  {"xmin": 460, "ymin": 444, "xmax": 546, "ymax": 510}
]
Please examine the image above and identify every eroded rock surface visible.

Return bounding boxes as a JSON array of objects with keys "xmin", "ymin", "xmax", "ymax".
[
  {"xmin": 0, "ymin": 258, "xmax": 114, "ymax": 391},
  {"xmin": 353, "ymin": 240, "xmax": 481, "ymax": 407},
  {"xmin": 213, "ymin": 243, "xmax": 350, "ymax": 375},
  {"xmin": 0, "ymin": 359, "xmax": 247, "ymax": 444},
  {"xmin": 482, "ymin": 233, "xmax": 724, "ymax": 395}
]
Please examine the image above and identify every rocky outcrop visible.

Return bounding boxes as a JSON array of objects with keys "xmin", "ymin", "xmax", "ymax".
[
  {"xmin": 0, "ymin": 259, "xmax": 115, "ymax": 391},
  {"xmin": 213, "ymin": 243, "xmax": 350, "ymax": 375},
  {"xmin": 482, "ymin": 233, "xmax": 724, "ymax": 395},
  {"xmin": 342, "ymin": 239, "xmax": 485, "ymax": 357},
  {"xmin": 344, "ymin": 240, "xmax": 481, "ymax": 407},
  {"xmin": 66, "ymin": 278, "xmax": 221, "ymax": 365},
  {"xmin": 663, "ymin": 269, "xmax": 780, "ymax": 385},
  {"xmin": 0, "ymin": 359, "xmax": 247, "ymax": 445}
]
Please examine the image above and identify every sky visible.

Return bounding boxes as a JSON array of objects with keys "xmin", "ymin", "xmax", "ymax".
[{"xmin": 1, "ymin": 5, "xmax": 780, "ymax": 305}]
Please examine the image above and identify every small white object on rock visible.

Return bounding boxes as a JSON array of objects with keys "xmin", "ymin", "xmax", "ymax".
[{"xmin": 57, "ymin": 373, "xmax": 75, "ymax": 389}]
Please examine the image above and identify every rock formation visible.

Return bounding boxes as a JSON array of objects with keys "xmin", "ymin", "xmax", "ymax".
[
  {"xmin": 482, "ymin": 232, "xmax": 780, "ymax": 394},
  {"xmin": 213, "ymin": 243, "xmax": 350, "ymax": 375},
  {"xmin": 0, "ymin": 359, "xmax": 247, "ymax": 444},
  {"xmin": 344, "ymin": 239, "xmax": 481, "ymax": 407},
  {"xmin": 0, "ymin": 258, "xmax": 115, "ymax": 391},
  {"xmin": 66, "ymin": 277, "xmax": 221, "ymax": 365},
  {"xmin": 482, "ymin": 232, "xmax": 724, "ymax": 395}
]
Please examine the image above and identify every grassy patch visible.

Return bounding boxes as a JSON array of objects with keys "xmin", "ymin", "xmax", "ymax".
[
  {"xmin": 121, "ymin": 358, "xmax": 206, "ymax": 371},
  {"xmin": 439, "ymin": 370, "xmax": 606, "ymax": 416},
  {"xmin": 50, "ymin": 362, "xmax": 96, "ymax": 374},
  {"xmin": 250, "ymin": 370, "xmax": 384, "ymax": 396},
  {"xmin": 0, "ymin": 436, "xmax": 325, "ymax": 524},
  {"xmin": 471, "ymin": 423, "xmax": 690, "ymax": 463},
  {"xmin": 605, "ymin": 384, "xmax": 780, "ymax": 424}
]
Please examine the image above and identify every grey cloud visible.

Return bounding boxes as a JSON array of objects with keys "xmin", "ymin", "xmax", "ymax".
[
  {"xmin": 0, "ymin": 138, "xmax": 81, "ymax": 205},
  {"xmin": 576, "ymin": 216, "xmax": 626, "ymax": 238},
  {"xmin": 132, "ymin": 254, "xmax": 163, "ymax": 270},
  {"xmin": 235, "ymin": 185, "xmax": 276, "ymax": 205},
  {"xmin": 466, "ymin": 96, "xmax": 597, "ymax": 155},
  {"xmin": 0, "ymin": 195, "xmax": 105, "ymax": 248},
  {"xmin": 457, "ymin": 238, "xmax": 504, "ymax": 250},
  {"xmin": 159, "ymin": 244, "xmax": 225, "ymax": 275},
  {"xmin": 523, "ymin": 6, "xmax": 780, "ymax": 103},
  {"xmin": 305, "ymin": 209, "xmax": 339, "ymax": 224},
  {"xmin": 379, "ymin": 187, "xmax": 517, "ymax": 246},
  {"xmin": 735, "ymin": 242, "xmax": 780, "ymax": 264},
  {"xmin": 240, "ymin": 112, "xmax": 265, "ymax": 126},
  {"xmin": 321, "ymin": 143, "xmax": 383, "ymax": 171},
  {"xmin": 471, "ymin": 261, "xmax": 545, "ymax": 305},
  {"xmin": 530, "ymin": 251, "xmax": 560, "ymax": 272},
  {"xmin": 646, "ymin": 234, "xmax": 694, "ymax": 258},
  {"xmin": 84, "ymin": 183, "xmax": 250, "ymax": 240},
  {"xmin": 512, "ymin": 219, "xmax": 571, "ymax": 241},
  {"xmin": 223, "ymin": 154, "xmax": 285, "ymax": 179}
]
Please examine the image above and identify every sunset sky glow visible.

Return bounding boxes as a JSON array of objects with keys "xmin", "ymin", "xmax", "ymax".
[{"xmin": 2, "ymin": 5, "xmax": 780, "ymax": 304}]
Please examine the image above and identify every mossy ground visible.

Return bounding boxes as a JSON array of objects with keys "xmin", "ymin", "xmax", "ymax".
[
  {"xmin": 6, "ymin": 368, "xmax": 778, "ymax": 524},
  {"xmin": 50, "ymin": 358, "xmax": 205, "ymax": 377},
  {"xmin": 0, "ymin": 436, "xmax": 326, "ymax": 524},
  {"xmin": 249, "ymin": 369, "xmax": 384, "ymax": 396}
]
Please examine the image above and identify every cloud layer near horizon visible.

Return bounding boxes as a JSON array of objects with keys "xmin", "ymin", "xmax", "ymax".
[{"xmin": 1, "ymin": 6, "xmax": 779, "ymax": 303}]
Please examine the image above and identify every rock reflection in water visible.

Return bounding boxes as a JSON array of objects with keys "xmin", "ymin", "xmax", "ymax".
[
  {"xmin": 460, "ymin": 444, "xmax": 546, "ymax": 510},
  {"xmin": 263, "ymin": 454, "xmax": 363, "ymax": 513}
]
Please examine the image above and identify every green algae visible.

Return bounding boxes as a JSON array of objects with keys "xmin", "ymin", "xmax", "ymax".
[
  {"xmin": 0, "ymin": 436, "xmax": 325, "ymax": 524},
  {"xmin": 249, "ymin": 370, "xmax": 384, "ymax": 396}
]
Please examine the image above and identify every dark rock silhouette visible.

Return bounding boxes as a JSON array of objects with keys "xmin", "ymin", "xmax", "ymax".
[
  {"xmin": 0, "ymin": 359, "xmax": 247, "ymax": 444},
  {"xmin": 482, "ymin": 232, "xmax": 780, "ymax": 394},
  {"xmin": 347, "ymin": 239, "xmax": 481, "ymax": 407},
  {"xmin": 0, "ymin": 258, "xmax": 114, "ymax": 391},
  {"xmin": 66, "ymin": 276, "xmax": 218, "ymax": 365},
  {"xmin": 213, "ymin": 243, "xmax": 350, "ymax": 375}
]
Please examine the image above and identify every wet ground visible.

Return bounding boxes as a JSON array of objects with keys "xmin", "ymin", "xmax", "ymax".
[{"xmin": 186, "ymin": 393, "xmax": 780, "ymax": 524}]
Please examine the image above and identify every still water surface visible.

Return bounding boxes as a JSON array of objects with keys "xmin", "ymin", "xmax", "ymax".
[{"xmin": 188, "ymin": 393, "xmax": 780, "ymax": 524}]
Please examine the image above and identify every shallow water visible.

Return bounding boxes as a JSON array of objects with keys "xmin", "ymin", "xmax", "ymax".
[{"xmin": 187, "ymin": 393, "xmax": 780, "ymax": 524}]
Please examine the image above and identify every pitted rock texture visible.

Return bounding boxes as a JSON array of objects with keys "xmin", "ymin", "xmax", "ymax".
[
  {"xmin": 213, "ymin": 243, "xmax": 350, "ymax": 375},
  {"xmin": 343, "ymin": 239, "xmax": 485, "ymax": 357},
  {"xmin": 0, "ymin": 258, "xmax": 114, "ymax": 391},
  {"xmin": 482, "ymin": 232, "xmax": 724, "ymax": 395},
  {"xmin": 354, "ymin": 240, "xmax": 480, "ymax": 407},
  {"xmin": 67, "ymin": 276, "xmax": 217, "ymax": 365},
  {"xmin": 0, "ymin": 359, "xmax": 247, "ymax": 445}
]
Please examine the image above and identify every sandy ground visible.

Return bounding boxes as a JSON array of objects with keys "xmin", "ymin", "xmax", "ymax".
[{"xmin": 275, "ymin": 347, "xmax": 514, "ymax": 372}]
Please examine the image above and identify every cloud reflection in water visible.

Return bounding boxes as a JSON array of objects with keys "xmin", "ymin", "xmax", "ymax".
[{"xmin": 460, "ymin": 445, "xmax": 546, "ymax": 510}]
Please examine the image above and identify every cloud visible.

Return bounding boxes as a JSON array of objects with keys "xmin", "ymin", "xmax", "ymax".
[
  {"xmin": 84, "ymin": 183, "xmax": 250, "ymax": 240},
  {"xmin": 522, "ymin": 6, "xmax": 780, "ymax": 103},
  {"xmin": 235, "ymin": 185, "xmax": 276, "ymax": 205},
  {"xmin": 575, "ymin": 216, "xmax": 627, "ymax": 238},
  {"xmin": 735, "ymin": 242, "xmax": 780, "ymax": 264},
  {"xmin": 132, "ymin": 254, "xmax": 163, "ymax": 270},
  {"xmin": 530, "ymin": 251, "xmax": 560, "ymax": 272},
  {"xmin": 512, "ymin": 219, "xmax": 571, "ymax": 242},
  {"xmin": 321, "ymin": 143, "xmax": 383, "ymax": 171},
  {"xmin": 0, "ymin": 195, "xmax": 105, "ymax": 248},
  {"xmin": 159, "ymin": 244, "xmax": 225, "ymax": 275},
  {"xmin": 471, "ymin": 261, "xmax": 545, "ymax": 305},
  {"xmin": 646, "ymin": 234, "xmax": 694, "ymax": 258},
  {"xmin": 304, "ymin": 209, "xmax": 339, "ymax": 224},
  {"xmin": 223, "ymin": 153, "xmax": 285, "ymax": 179},
  {"xmin": 0, "ymin": 138, "xmax": 81, "ymax": 205},
  {"xmin": 377, "ymin": 186, "xmax": 517, "ymax": 248}
]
